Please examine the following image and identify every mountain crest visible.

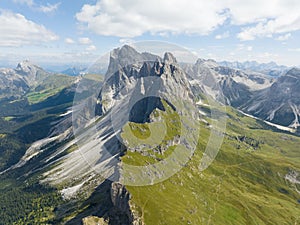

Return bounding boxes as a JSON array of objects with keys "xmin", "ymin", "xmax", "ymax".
[
  {"xmin": 106, "ymin": 45, "xmax": 160, "ymax": 77},
  {"xmin": 163, "ymin": 52, "xmax": 177, "ymax": 64},
  {"xmin": 285, "ymin": 67, "xmax": 300, "ymax": 78},
  {"xmin": 16, "ymin": 60, "xmax": 41, "ymax": 72}
]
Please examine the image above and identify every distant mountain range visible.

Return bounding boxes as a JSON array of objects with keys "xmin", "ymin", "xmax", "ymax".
[
  {"xmin": 218, "ymin": 60, "xmax": 290, "ymax": 77},
  {"xmin": 182, "ymin": 58, "xmax": 274, "ymax": 107},
  {"xmin": 61, "ymin": 66, "xmax": 87, "ymax": 76},
  {"xmin": 60, "ymin": 62, "xmax": 107, "ymax": 76},
  {"xmin": 241, "ymin": 68, "xmax": 300, "ymax": 129}
]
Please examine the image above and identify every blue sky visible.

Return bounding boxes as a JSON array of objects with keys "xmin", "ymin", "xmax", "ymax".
[{"xmin": 0, "ymin": 0, "xmax": 299, "ymax": 68}]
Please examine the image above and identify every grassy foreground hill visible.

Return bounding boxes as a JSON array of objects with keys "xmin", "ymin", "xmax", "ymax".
[{"xmin": 120, "ymin": 105, "xmax": 300, "ymax": 225}]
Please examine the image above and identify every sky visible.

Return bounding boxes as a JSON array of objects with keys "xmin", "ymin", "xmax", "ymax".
[{"xmin": 0, "ymin": 0, "xmax": 299, "ymax": 69}]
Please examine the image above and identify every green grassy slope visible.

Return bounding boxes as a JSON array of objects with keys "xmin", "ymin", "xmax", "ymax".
[
  {"xmin": 26, "ymin": 74, "xmax": 77, "ymax": 104},
  {"xmin": 122, "ymin": 106, "xmax": 300, "ymax": 225}
]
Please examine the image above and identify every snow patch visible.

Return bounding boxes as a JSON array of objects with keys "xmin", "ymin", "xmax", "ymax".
[
  {"xmin": 266, "ymin": 103, "xmax": 284, "ymax": 121},
  {"xmin": 238, "ymin": 110, "xmax": 296, "ymax": 133},
  {"xmin": 60, "ymin": 182, "xmax": 85, "ymax": 200},
  {"xmin": 289, "ymin": 103, "xmax": 300, "ymax": 128},
  {"xmin": 59, "ymin": 109, "xmax": 72, "ymax": 117}
]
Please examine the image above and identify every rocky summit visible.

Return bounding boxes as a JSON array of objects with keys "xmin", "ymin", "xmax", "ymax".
[{"xmin": 0, "ymin": 60, "xmax": 50, "ymax": 98}]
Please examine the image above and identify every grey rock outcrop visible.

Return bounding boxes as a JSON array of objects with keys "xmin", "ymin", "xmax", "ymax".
[
  {"xmin": 110, "ymin": 182, "xmax": 144, "ymax": 225},
  {"xmin": 0, "ymin": 60, "xmax": 50, "ymax": 98},
  {"xmin": 182, "ymin": 58, "xmax": 273, "ymax": 106},
  {"xmin": 106, "ymin": 45, "xmax": 160, "ymax": 78},
  {"xmin": 241, "ymin": 68, "xmax": 300, "ymax": 129}
]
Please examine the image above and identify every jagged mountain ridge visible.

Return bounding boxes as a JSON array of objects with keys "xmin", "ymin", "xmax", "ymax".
[
  {"xmin": 105, "ymin": 44, "xmax": 161, "ymax": 77},
  {"xmin": 182, "ymin": 58, "xmax": 273, "ymax": 106},
  {"xmin": 241, "ymin": 68, "xmax": 300, "ymax": 129},
  {"xmin": 0, "ymin": 60, "xmax": 50, "ymax": 98},
  {"xmin": 45, "ymin": 46, "xmax": 198, "ymax": 185},
  {"xmin": 9, "ymin": 45, "xmax": 283, "ymax": 185}
]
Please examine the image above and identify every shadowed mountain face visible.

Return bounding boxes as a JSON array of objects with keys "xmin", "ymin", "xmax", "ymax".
[
  {"xmin": 129, "ymin": 96, "xmax": 166, "ymax": 123},
  {"xmin": 242, "ymin": 68, "xmax": 300, "ymax": 129}
]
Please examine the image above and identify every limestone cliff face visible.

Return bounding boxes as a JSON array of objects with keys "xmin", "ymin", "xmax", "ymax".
[
  {"xmin": 111, "ymin": 182, "xmax": 144, "ymax": 225},
  {"xmin": 35, "ymin": 45, "xmax": 201, "ymax": 224},
  {"xmin": 111, "ymin": 182, "xmax": 131, "ymax": 212},
  {"xmin": 105, "ymin": 45, "xmax": 160, "ymax": 78},
  {"xmin": 99, "ymin": 46, "xmax": 195, "ymax": 118}
]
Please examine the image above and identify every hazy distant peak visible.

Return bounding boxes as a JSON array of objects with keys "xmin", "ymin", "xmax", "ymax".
[
  {"xmin": 16, "ymin": 60, "xmax": 38, "ymax": 72},
  {"xmin": 195, "ymin": 58, "xmax": 218, "ymax": 68},
  {"xmin": 163, "ymin": 52, "xmax": 177, "ymax": 64},
  {"xmin": 15, "ymin": 60, "xmax": 46, "ymax": 79}
]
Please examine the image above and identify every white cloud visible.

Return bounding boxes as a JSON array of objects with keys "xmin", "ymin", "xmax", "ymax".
[
  {"xmin": 75, "ymin": 0, "xmax": 300, "ymax": 40},
  {"xmin": 247, "ymin": 46, "xmax": 253, "ymax": 51},
  {"xmin": 119, "ymin": 38, "xmax": 135, "ymax": 44},
  {"xmin": 256, "ymin": 52, "xmax": 279, "ymax": 62},
  {"xmin": 13, "ymin": 0, "xmax": 33, "ymax": 6},
  {"xmin": 0, "ymin": 11, "xmax": 58, "ymax": 47},
  {"xmin": 215, "ymin": 31, "xmax": 230, "ymax": 39},
  {"xmin": 38, "ymin": 3, "xmax": 61, "ymax": 13},
  {"xmin": 13, "ymin": 0, "xmax": 60, "ymax": 13},
  {"xmin": 288, "ymin": 48, "xmax": 300, "ymax": 52},
  {"xmin": 235, "ymin": 1, "xmax": 300, "ymax": 41},
  {"xmin": 0, "ymin": 51, "xmax": 100, "ymax": 66},
  {"xmin": 276, "ymin": 33, "xmax": 291, "ymax": 41},
  {"xmin": 86, "ymin": 45, "xmax": 97, "ymax": 51},
  {"xmin": 78, "ymin": 37, "xmax": 92, "ymax": 45},
  {"xmin": 65, "ymin": 38, "xmax": 75, "ymax": 44},
  {"xmin": 236, "ymin": 44, "xmax": 253, "ymax": 51},
  {"xmin": 76, "ymin": 0, "xmax": 227, "ymax": 37},
  {"xmin": 237, "ymin": 16, "xmax": 300, "ymax": 41}
]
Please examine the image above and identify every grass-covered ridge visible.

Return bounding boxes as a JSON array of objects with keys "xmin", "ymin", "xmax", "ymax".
[
  {"xmin": 26, "ymin": 74, "xmax": 76, "ymax": 104},
  {"xmin": 121, "ymin": 105, "xmax": 300, "ymax": 225},
  {"xmin": 121, "ymin": 100, "xmax": 181, "ymax": 166}
]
